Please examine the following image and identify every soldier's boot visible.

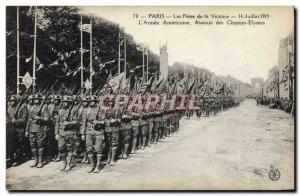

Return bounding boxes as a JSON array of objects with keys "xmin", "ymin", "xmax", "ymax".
[
  {"xmin": 106, "ymin": 148, "xmax": 112, "ymax": 165},
  {"xmin": 157, "ymin": 130, "xmax": 161, "ymax": 140},
  {"xmin": 30, "ymin": 148, "xmax": 38, "ymax": 167},
  {"xmin": 60, "ymin": 154, "xmax": 67, "ymax": 171},
  {"xmin": 54, "ymin": 153, "xmax": 61, "ymax": 162},
  {"xmin": 131, "ymin": 137, "xmax": 137, "ymax": 154},
  {"xmin": 161, "ymin": 127, "xmax": 166, "ymax": 139},
  {"xmin": 142, "ymin": 136, "xmax": 146, "ymax": 150},
  {"xmin": 110, "ymin": 147, "xmax": 117, "ymax": 166},
  {"xmin": 12, "ymin": 149, "xmax": 22, "ymax": 166},
  {"xmin": 170, "ymin": 126, "xmax": 174, "ymax": 134},
  {"xmin": 136, "ymin": 137, "xmax": 140, "ymax": 150},
  {"xmin": 36, "ymin": 148, "xmax": 44, "ymax": 168},
  {"xmin": 153, "ymin": 132, "xmax": 158, "ymax": 144},
  {"xmin": 161, "ymin": 128, "xmax": 165, "ymax": 139},
  {"xmin": 123, "ymin": 143, "xmax": 129, "ymax": 159},
  {"xmin": 147, "ymin": 134, "xmax": 151, "ymax": 147},
  {"xmin": 64, "ymin": 152, "xmax": 73, "ymax": 171},
  {"xmin": 93, "ymin": 154, "xmax": 102, "ymax": 173},
  {"xmin": 73, "ymin": 142, "xmax": 80, "ymax": 156},
  {"xmin": 87, "ymin": 154, "xmax": 95, "ymax": 173},
  {"xmin": 81, "ymin": 151, "xmax": 89, "ymax": 164},
  {"xmin": 156, "ymin": 131, "xmax": 160, "ymax": 142}
]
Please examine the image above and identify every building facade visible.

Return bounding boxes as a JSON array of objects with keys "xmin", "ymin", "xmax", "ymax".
[
  {"xmin": 278, "ymin": 33, "xmax": 294, "ymax": 100},
  {"xmin": 262, "ymin": 66, "xmax": 279, "ymax": 98}
]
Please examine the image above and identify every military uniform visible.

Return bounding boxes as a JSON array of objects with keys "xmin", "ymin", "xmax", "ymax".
[
  {"xmin": 78, "ymin": 97, "xmax": 90, "ymax": 164},
  {"xmin": 169, "ymin": 111, "xmax": 176, "ymax": 134},
  {"xmin": 7, "ymin": 95, "xmax": 28, "ymax": 165},
  {"xmin": 162, "ymin": 112, "xmax": 170, "ymax": 137},
  {"xmin": 147, "ymin": 112, "xmax": 154, "ymax": 146},
  {"xmin": 174, "ymin": 111, "xmax": 181, "ymax": 132},
  {"xmin": 139, "ymin": 112, "xmax": 148, "ymax": 150},
  {"xmin": 47, "ymin": 95, "xmax": 61, "ymax": 161},
  {"xmin": 105, "ymin": 109, "xmax": 120, "ymax": 166},
  {"xmin": 26, "ymin": 94, "xmax": 50, "ymax": 168},
  {"xmin": 152, "ymin": 111, "xmax": 161, "ymax": 144},
  {"xmin": 71, "ymin": 98, "xmax": 82, "ymax": 157},
  {"xmin": 55, "ymin": 96, "xmax": 79, "ymax": 171},
  {"xmin": 81, "ymin": 96, "xmax": 106, "ymax": 173},
  {"xmin": 130, "ymin": 112, "xmax": 140, "ymax": 153},
  {"xmin": 120, "ymin": 114, "xmax": 132, "ymax": 159},
  {"xmin": 158, "ymin": 111, "xmax": 164, "ymax": 140}
]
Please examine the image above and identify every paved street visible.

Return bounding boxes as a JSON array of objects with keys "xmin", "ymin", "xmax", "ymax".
[{"xmin": 6, "ymin": 99, "xmax": 294, "ymax": 190}]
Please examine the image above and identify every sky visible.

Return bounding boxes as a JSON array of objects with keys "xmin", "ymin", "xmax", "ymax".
[{"xmin": 80, "ymin": 6, "xmax": 294, "ymax": 84}]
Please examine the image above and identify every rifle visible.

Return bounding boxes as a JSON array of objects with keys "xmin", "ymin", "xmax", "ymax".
[
  {"xmin": 66, "ymin": 88, "xmax": 84, "ymax": 122},
  {"xmin": 37, "ymin": 81, "xmax": 58, "ymax": 117},
  {"xmin": 14, "ymin": 87, "xmax": 32, "ymax": 119},
  {"xmin": 70, "ymin": 88, "xmax": 89, "ymax": 120}
]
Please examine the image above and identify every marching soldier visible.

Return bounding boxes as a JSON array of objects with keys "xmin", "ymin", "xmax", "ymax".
[
  {"xmin": 139, "ymin": 111, "xmax": 149, "ymax": 150},
  {"xmin": 120, "ymin": 111, "xmax": 132, "ymax": 159},
  {"xmin": 147, "ymin": 110, "xmax": 154, "ymax": 146},
  {"xmin": 7, "ymin": 95, "xmax": 28, "ymax": 166},
  {"xmin": 71, "ymin": 95, "xmax": 83, "ymax": 158},
  {"xmin": 130, "ymin": 111, "xmax": 140, "ymax": 154},
  {"xmin": 81, "ymin": 95, "xmax": 106, "ymax": 173},
  {"xmin": 152, "ymin": 110, "xmax": 161, "ymax": 144},
  {"xmin": 174, "ymin": 110, "xmax": 181, "ymax": 132},
  {"xmin": 105, "ymin": 109, "xmax": 121, "ymax": 166},
  {"xmin": 78, "ymin": 96, "xmax": 90, "ymax": 164},
  {"xmin": 26, "ymin": 94, "xmax": 50, "ymax": 168},
  {"xmin": 169, "ymin": 110, "xmax": 176, "ymax": 134},
  {"xmin": 47, "ymin": 95, "xmax": 61, "ymax": 162},
  {"xmin": 55, "ymin": 96, "xmax": 79, "ymax": 171},
  {"xmin": 162, "ymin": 111, "xmax": 170, "ymax": 138},
  {"xmin": 158, "ymin": 111, "xmax": 164, "ymax": 140}
]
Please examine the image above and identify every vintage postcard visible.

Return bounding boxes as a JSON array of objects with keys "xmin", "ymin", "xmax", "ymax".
[{"xmin": 6, "ymin": 6, "xmax": 295, "ymax": 190}]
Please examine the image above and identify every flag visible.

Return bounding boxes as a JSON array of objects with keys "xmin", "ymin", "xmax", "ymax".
[
  {"xmin": 108, "ymin": 73, "xmax": 124, "ymax": 94},
  {"xmin": 136, "ymin": 46, "xmax": 144, "ymax": 51},
  {"xmin": 170, "ymin": 81, "xmax": 177, "ymax": 95},
  {"xmin": 120, "ymin": 77, "xmax": 130, "ymax": 94},
  {"xmin": 177, "ymin": 76, "xmax": 188, "ymax": 94},
  {"xmin": 138, "ymin": 76, "xmax": 153, "ymax": 94},
  {"xmin": 150, "ymin": 76, "xmax": 157, "ymax": 92},
  {"xmin": 186, "ymin": 78, "xmax": 196, "ymax": 94},
  {"xmin": 156, "ymin": 78, "xmax": 166, "ymax": 93},
  {"xmin": 78, "ymin": 23, "xmax": 91, "ymax": 33}
]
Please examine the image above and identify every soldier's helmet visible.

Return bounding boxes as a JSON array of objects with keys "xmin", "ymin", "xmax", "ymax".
[
  {"xmin": 72, "ymin": 95, "xmax": 79, "ymax": 102},
  {"xmin": 62, "ymin": 96, "xmax": 73, "ymax": 103},
  {"xmin": 81, "ymin": 95, "xmax": 89, "ymax": 102},
  {"xmin": 9, "ymin": 95, "xmax": 20, "ymax": 102},
  {"xmin": 32, "ymin": 93, "xmax": 44, "ymax": 100},
  {"xmin": 48, "ymin": 95, "xmax": 57, "ymax": 100},
  {"xmin": 48, "ymin": 95, "xmax": 54, "ymax": 100},
  {"xmin": 54, "ymin": 95, "xmax": 62, "ymax": 100},
  {"xmin": 28, "ymin": 94, "xmax": 34, "ymax": 100},
  {"xmin": 89, "ymin": 95, "xmax": 99, "ymax": 102}
]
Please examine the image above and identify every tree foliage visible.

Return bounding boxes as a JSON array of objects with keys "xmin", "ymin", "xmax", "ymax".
[{"xmin": 6, "ymin": 6, "xmax": 159, "ymax": 93}]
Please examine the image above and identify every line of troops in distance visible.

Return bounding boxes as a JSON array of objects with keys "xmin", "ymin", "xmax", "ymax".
[
  {"xmin": 7, "ymin": 93, "xmax": 239, "ymax": 173},
  {"xmin": 255, "ymin": 97, "xmax": 295, "ymax": 116}
]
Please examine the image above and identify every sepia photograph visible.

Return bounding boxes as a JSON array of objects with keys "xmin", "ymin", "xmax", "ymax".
[{"xmin": 5, "ymin": 6, "xmax": 295, "ymax": 191}]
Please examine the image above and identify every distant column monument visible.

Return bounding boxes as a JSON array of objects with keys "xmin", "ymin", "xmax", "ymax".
[{"xmin": 159, "ymin": 42, "xmax": 169, "ymax": 80}]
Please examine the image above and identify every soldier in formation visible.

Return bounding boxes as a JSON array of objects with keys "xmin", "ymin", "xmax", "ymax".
[
  {"xmin": 7, "ymin": 86, "xmax": 240, "ymax": 172},
  {"xmin": 55, "ymin": 96, "xmax": 80, "ymax": 171}
]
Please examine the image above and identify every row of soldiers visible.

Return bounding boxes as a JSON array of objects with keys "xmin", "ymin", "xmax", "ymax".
[
  {"xmin": 7, "ymin": 93, "xmax": 182, "ymax": 173},
  {"xmin": 186, "ymin": 95, "xmax": 241, "ymax": 118}
]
